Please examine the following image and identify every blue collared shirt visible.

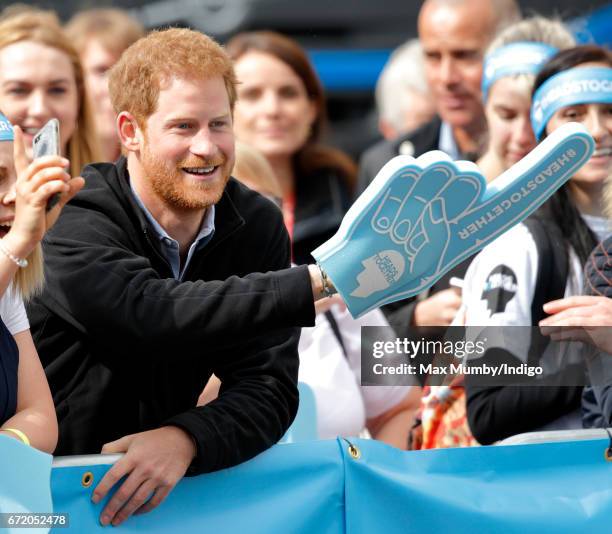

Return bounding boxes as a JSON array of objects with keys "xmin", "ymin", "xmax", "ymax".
[
  {"xmin": 438, "ymin": 121, "xmax": 461, "ymax": 161},
  {"xmin": 130, "ymin": 183, "xmax": 215, "ymax": 280}
]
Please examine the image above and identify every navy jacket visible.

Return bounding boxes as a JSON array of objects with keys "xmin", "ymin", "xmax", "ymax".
[
  {"xmin": 292, "ymin": 169, "xmax": 351, "ymax": 265},
  {"xmin": 0, "ymin": 317, "xmax": 18, "ymax": 425}
]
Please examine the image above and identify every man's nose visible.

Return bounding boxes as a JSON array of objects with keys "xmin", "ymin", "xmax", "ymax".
[
  {"xmin": 191, "ymin": 130, "xmax": 217, "ymax": 157},
  {"xmin": 439, "ymin": 57, "xmax": 461, "ymax": 86}
]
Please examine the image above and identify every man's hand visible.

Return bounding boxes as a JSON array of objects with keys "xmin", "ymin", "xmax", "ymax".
[
  {"xmin": 92, "ymin": 426, "xmax": 196, "ymax": 527},
  {"xmin": 540, "ymin": 296, "xmax": 612, "ymax": 354},
  {"xmin": 413, "ymin": 287, "xmax": 462, "ymax": 326}
]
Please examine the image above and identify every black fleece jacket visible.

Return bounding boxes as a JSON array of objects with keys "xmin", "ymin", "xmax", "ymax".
[{"xmin": 27, "ymin": 157, "xmax": 315, "ymax": 474}]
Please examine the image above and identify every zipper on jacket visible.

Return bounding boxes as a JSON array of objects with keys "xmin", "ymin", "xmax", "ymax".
[{"xmin": 142, "ymin": 226, "xmax": 175, "ymax": 277}]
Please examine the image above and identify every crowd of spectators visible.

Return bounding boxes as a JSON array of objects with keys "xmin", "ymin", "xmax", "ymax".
[{"xmin": 0, "ymin": 0, "xmax": 610, "ymax": 527}]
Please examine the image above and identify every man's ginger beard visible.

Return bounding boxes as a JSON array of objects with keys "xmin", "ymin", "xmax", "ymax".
[{"xmin": 140, "ymin": 139, "xmax": 232, "ymax": 210}]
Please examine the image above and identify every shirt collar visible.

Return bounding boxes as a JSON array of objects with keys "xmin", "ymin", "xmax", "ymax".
[
  {"xmin": 129, "ymin": 181, "xmax": 215, "ymax": 243},
  {"xmin": 438, "ymin": 121, "xmax": 461, "ymax": 161},
  {"xmin": 129, "ymin": 181, "xmax": 215, "ymax": 279}
]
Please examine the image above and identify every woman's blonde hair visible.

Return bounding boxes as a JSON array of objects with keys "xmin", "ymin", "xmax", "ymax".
[
  {"xmin": 65, "ymin": 8, "xmax": 144, "ymax": 59},
  {"xmin": 233, "ymin": 141, "xmax": 282, "ymax": 200},
  {"xmin": 488, "ymin": 16, "xmax": 575, "ymax": 54},
  {"xmin": 486, "ymin": 15, "xmax": 576, "ymax": 95},
  {"xmin": 0, "ymin": 10, "xmax": 102, "ymax": 175},
  {"xmin": 14, "ymin": 243, "xmax": 43, "ymax": 300}
]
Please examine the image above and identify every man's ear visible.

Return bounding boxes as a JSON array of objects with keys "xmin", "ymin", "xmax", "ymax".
[{"xmin": 117, "ymin": 112, "xmax": 143, "ymax": 152}]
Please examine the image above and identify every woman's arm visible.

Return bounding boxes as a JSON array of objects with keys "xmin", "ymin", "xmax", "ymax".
[
  {"xmin": 0, "ymin": 330, "xmax": 58, "ymax": 453},
  {"xmin": 366, "ymin": 387, "xmax": 422, "ymax": 449}
]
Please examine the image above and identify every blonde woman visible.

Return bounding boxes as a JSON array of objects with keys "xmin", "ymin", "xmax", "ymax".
[
  {"xmin": 477, "ymin": 16, "xmax": 575, "ymax": 181},
  {"xmin": 66, "ymin": 8, "xmax": 144, "ymax": 161},
  {"xmin": 0, "ymin": 113, "xmax": 83, "ymax": 453},
  {"xmin": 0, "ymin": 10, "xmax": 101, "ymax": 175}
]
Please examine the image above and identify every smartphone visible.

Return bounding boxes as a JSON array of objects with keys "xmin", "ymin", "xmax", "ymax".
[{"xmin": 32, "ymin": 118, "xmax": 61, "ymax": 211}]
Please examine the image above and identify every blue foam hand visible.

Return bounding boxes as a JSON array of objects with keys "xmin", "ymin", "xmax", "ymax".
[{"xmin": 312, "ymin": 122, "xmax": 595, "ymax": 317}]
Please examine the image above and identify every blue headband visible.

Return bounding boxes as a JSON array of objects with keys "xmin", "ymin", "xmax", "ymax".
[
  {"xmin": 531, "ymin": 66, "xmax": 612, "ymax": 141},
  {"xmin": 0, "ymin": 113, "xmax": 13, "ymax": 142},
  {"xmin": 482, "ymin": 42, "xmax": 558, "ymax": 100}
]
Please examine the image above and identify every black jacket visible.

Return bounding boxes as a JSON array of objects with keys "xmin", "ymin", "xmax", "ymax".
[
  {"xmin": 27, "ymin": 158, "xmax": 315, "ymax": 474},
  {"xmin": 356, "ymin": 116, "xmax": 442, "ymax": 196},
  {"xmin": 292, "ymin": 169, "xmax": 352, "ymax": 265},
  {"xmin": 466, "ymin": 218, "xmax": 583, "ymax": 444}
]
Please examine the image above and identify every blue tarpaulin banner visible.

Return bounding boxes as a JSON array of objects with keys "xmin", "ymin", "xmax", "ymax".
[
  {"xmin": 343, "ymin": 438, "xmax": 612, "ymax": 533},
  {"xmin": 50, "ymin": 440, "xmax": 345, "ymax": 533},
  {"xmin": 2, "ymin": 436, "xmax": 611, "ymax": 532},
  {"xmin": 0, "ymin": 435, "xmax": 53, "ymax": 534}
]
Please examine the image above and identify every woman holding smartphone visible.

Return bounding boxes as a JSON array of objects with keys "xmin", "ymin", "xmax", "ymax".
[{"xmin": 0, "ymin": 112, "xmax": 83, "ymax": 453}]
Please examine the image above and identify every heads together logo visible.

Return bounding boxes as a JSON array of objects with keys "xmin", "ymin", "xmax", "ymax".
[
  {"xmin": 351, "ymin": 249, "xmax": 405, "ymax": 298},
  {"xmin": 481, "ymin": 265, "xmax": 517, "ymax": 316},
  {"xmin": 532, "ymin": 67, "xmax": 612, "ymax": 140}
]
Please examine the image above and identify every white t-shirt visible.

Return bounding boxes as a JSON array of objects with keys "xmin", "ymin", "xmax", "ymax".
[
  {"xmin": 0, "ymin": 285, "xmax": 29, "ymax": 336},
  {"xmin": 464, "ymin": 218, "xmax": 610, "ymax": 328},
  {"xmin": 461, "ymin": 216, "xmax": 610, "ymax": 431},
  {"xmin": 298, "ymin": 305, "xmax": 412, "ymax": 439}
]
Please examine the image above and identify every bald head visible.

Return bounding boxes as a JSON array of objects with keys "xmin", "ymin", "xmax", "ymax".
[
  {"xmin": 418, "ymin": 0, "xmax": 519, "ymax": 132},
  {"xmin": 421, "ymin": 0, "xmax": 520, "ymax": 38}
]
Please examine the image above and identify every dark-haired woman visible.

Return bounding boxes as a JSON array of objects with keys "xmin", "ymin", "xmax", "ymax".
[
  {"xmin": 226, "ymin": 31, "xmax": 356, "ymax": 264},
  {"xmin": 462, "ymin": 45, "xmax": 612, "ymax": 444}
]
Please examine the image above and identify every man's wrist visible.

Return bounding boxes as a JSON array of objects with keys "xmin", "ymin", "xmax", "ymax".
[
  {"xmin": 308, "ymin": 264, "xmax": 325, "ymax": 301},
  {"xmin": 165, "ymin": 425, "xmax": 197, "ymax": 461},
  {"xmin": 319, "ymin": 265, "xmax": 337, "ymax": 297},
  {"xmin": 308, "ymin": 264, "xmax": 337, "ymax": 301}
]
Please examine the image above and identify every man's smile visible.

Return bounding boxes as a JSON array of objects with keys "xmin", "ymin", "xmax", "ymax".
[{"xmin": 182, "ymin": 165, "xmax": 218, "ymax": 176}]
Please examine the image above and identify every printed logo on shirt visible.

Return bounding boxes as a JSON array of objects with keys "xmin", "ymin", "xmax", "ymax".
[{"xmin": 481, "ymin": 265, "xmax": 518, "ymax": 317}]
